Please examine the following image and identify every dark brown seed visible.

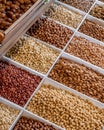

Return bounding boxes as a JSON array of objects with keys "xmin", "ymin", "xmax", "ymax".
[
  {"xmin": 0, "ymin": 0, "xmax": 38, "ymax": 31},
  {"xmin": 13, "ymin": 116, "xmax": 58, "ymax": 130}
]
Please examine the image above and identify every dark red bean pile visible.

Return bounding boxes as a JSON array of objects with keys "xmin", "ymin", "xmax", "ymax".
[
  {"xmin": 27, "ymin": 18, "xmax": 73, "ymax": 49},
  {"xmin": 0, "ymin": 61, "xmax": 41, "ymax": 106},
  {"xmin": 13, "ymin": 116, "xmax": 58, "ymax": 130}
]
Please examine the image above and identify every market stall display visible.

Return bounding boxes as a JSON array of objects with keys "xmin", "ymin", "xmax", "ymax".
[{"xmin": 0, "ymin": 0, "xmax": 104, "ymax": 130}]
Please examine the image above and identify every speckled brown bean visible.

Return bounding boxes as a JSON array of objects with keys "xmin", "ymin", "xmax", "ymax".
[
  {"xmin": 45, "ymin": 4, "xmax": 83, "ymax": 28},
  {"xmin": 90, "ymin": 4, "xmax": 104, "ymax": 21},
  {"xmin": 79, "ymin": 19, "xmax": 104, "ymax": 42},
  {"xmin": 58, "ymin": 0, "xmax": 95, "ymax": 12},
  {"xmin": 66, "ymin": 36, "xmax": 104, "ymax": 68},
  {"xmin": 27, "ymin": 18, "xmax": 73, "ymax": 49},
  {"xmin": 0, "ymin": 61, "xmax": 42, "ymax": 106},
  {"xmin": 49, "ymin": 58, "xmax": 104, "ymax": 103},
  {"xmin": 13, "ymin": 116, "xmax": 58, "ymax": 130}
]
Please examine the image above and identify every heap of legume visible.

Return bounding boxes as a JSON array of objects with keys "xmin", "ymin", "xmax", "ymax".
[
  {"xmin": 66, "ymin": 36, "xmax": 104, "ymax": 68},
  {"xmin": 27, "ymin": 18, "xmax": 73, "ymax": 49},
  {"xmin": 58, "ymin": 0, "xmax": 94, "ymax": 12},
  {"xmin": 79, "ymin": 19, "xmax": 104, "ymax": 42},
  {"xmin": 0, "ymin": 102, "xmax": 19, "ymax": 130},
  {"xmin": 13, "ymin": 116, "xmax": 58, "ymax": 130},
  {"xmin": 0, "ymin": 0, "xmax": 37, "ymax": 31},
  {"xmin": 0, "ymin": 61, "xmax": 41, "ymax": 106},
  {"xmin": 27, "ymin": 84, "xmax": 104, "ymax": 130},
  {"xmin": 90, "ymin": 4, "xmax": 104, "ymax": 21},
  {"xmin": 6, "ymin": 36, "xmax": 59, "ymax": 74},
  {"xmin": 49, "ymin": 58, "xmax": 104, "ymax": 103},
  {"xmin": 45, "ymin": 4, "xmax": 83, "ymax": 28}
]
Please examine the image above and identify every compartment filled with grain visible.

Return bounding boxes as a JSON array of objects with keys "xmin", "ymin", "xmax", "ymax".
[
  {"xmin": 6, "ymin": 36, "xmax": 59, "ymax": 74},
  {"xmin": 90, "ymin": 4, "xmax": 104, "ymax": 21},
  {"xmin": 27, "ymin": 84, "xmax": 104, "ymax": 130},
  {"xmin": 13, "ymin": 116, "xmax": 59, "ymax": 130},
  {"xmin": 79, "ymin": 19, "xmax": 104, "ymax": 42},
  {"xmin": 27, "ymin": 18, "xmax": 73, "ymax": 49},
  {"xmin": 49, "ymin": 57, "xmax": 104, "ymax": 103},
  {"xmin": 58, "ymin": 0, "xmax": 95, "ymax": 12},
  {"xmin": 0, "ymin": 0, "xmax": 38, "ymax": 31},
  {"xmin": 45, "ymin": 3, "xmax": 83, "ymax": 28},
  {"xmin": 66, "ymin": 36, "xmax": 104, "ymax": 68},
  {"xmin": 0, "ymin": 60, "xmax": 42, "ymax": 106},
  {"xmin": 0, "ymin": 102, "xmax": 19, "ymax": 130}
]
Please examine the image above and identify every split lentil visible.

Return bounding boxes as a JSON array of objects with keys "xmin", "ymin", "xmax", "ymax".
[
  {"xmin": 66, "ymin": 36, "xmax": 104, "ymax": 69},
  {"xmin": 0, "ymin": 60, "xmax": 41, "ymax": 106},
  {"xmin": 49, "ymin": 58, "xmax": 104, "ymax": 103},
  {"xmin": 45, "ymin": 4, "xmax": 83, "ymax": 28},
  {"xmin": 27, "ymin": 18, "xmax": 73, "ymax": 49},
  {"xmin": 6, "ymin": 36, "xmax": 59, "ymax": 74},
  {"xmin": 13, "ymin": 116, "xmax": 58, "ymax": 130},
  {"xmin": 90, "ymin": 4, "xmax": 104, "ymax": 21},
  {"xmin": 58, "ymin": 0, "xmax": 95, "ymax": 12},
  {"xmin": 0, "ymin": 102, "xmax": 19, "ymax": 130},
  {"xmin": 27, "ymin": 84, "xmax": 104, "ymax": 130},
  {"xmin": 79, "ymin": 19, "xmax": 104, "ymax": 42}
]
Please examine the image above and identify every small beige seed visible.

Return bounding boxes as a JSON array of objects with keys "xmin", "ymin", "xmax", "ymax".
[
  {"xmin": 45, "ymin": 4, "xmax": 83, "ymax": 28},
  {"xmin": 27, "ymin": 84, "xmax": 104, "ymax": 130},
  {"xmin": 6, "ymin": 36, "xmax": 59, "ymax": 74},
  {"xmin": 0, "ymin": 102, "xmax": 19, "ymax": 130}
]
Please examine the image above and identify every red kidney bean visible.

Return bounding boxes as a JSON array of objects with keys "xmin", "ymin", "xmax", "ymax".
[{"xmin": 0, "ymin": 61, "xmax": 42, "ymax": 106}]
